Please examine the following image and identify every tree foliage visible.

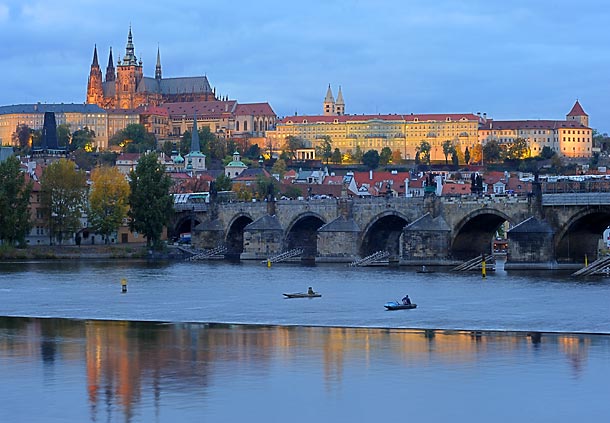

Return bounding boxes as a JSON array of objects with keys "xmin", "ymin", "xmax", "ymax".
[
  {"xmin": 416, "ymin": 141, "xmax": 431, "ymax": 165},
  {"xmin": 379, "ymin": 147, "xmax": 392, "ymax": 166},
  {"xmin": 57, "ymin": 124, "xmax": 71, "ymax": 149},
  {"xmin": 271, "ymin": 158, "xmax": 287, "ymax": 177},
  {"xmin": 331, "ymin": 148, "xmax": 342, "ymax": 164},
  {"xmin": 128, "ymin": 152, "xmax": 173, "ymax": 249},
  {"xmin": 483, "ymin": 140, "xmax": 502, "ymax": 163},
  {"xmin": 505, "ymin": 138, "xmax": 530, "ymax": 160},
  {"xmin": 464, "ymin": 146, "xmax": 471, "ymax": 165},
  {"xmin": 352, "ymin": 145, "xmax": 364, "ymax": 164},
  {"xmin": 110, "ymin": 124, "xmax": 156, "ymax": 153},
  {"xmin": 362, "ymin": 149, "xmax": 380, "ymax": 169},
  {"xmin": 317, "ymin": 135, "xmax": 333, "ymax": 164},
  {"xmin": 442, "ymin": 140, "xmax": 453, "ymax": 165},
  {"xmin": 71, "ymin": 127, "xmax": 96, "ymax": 152},
  {"xmin": 40, "ymin": 159, "xmax": 87, "ymax": 244},
  {"xmin": 215, "ymin": 173, "xmax": 233, "ymax": 192},
  {"xmin": 0, "ymin": 156, "xmax": 33, "ymax": 246},
  {"xmin": 284, "ymin": 135, "xmax": 305, "ymax": 160},
  {"xmin": 391, "ymin": 149, "xmax": 403, "ymax": 164},
  {"xmin": 12, "ymin": 124, "xmax": 34, "ymax": 152},
  {"xmin": 88, "ymin": 166, "xmax": 130, "ymax": 243}
]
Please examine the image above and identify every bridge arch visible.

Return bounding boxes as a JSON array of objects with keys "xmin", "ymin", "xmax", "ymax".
[
  {"xmin": 554, "ymin": 207, "xmax": 610, "ymax": 263},
  {"xmin": 360, "ymin": 211, "xmax": 410, "ymax": 258},
  {"xmin": 225, "ymin": 213, "xmax": 254, "ymax": 258},
  {"xmin": 172, "ymin": 214, "xmax": 201, "ymax": 242},
  {"xmin": 451, "ymin": 209, "xmax": 513, "ymax": 260},
  {"xmin": 284, "ymin": 212, "xmax": 326, "ymax": 259}
]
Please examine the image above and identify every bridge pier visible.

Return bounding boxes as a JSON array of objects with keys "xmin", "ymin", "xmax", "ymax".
[
  {"xmin": 401, "ymin": 213, "xmax": 457, "ymax": 265},
  {"xmin": 316, "ymin": 216, "xmax": 361, "ymax": 263},
  {"xmin": 505, "ymin": 217, "xmax": 557, "ymax": 269},
  {"xmin": 241, "ymin": 215, "xmax": 284, "ymax": 260}
]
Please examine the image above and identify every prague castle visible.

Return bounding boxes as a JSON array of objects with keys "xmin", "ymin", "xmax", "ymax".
[{"xmin": 86, "ymin": 27, "xmax": 215, "ymax": 109}]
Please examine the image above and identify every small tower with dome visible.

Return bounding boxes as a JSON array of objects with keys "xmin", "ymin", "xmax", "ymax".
[{"xmin": 225, "ymin": 151, "xmax": 248, "ymax": 178}]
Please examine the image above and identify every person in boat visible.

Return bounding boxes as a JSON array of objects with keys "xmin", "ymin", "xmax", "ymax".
[
  {"xmin": 402, "ymin": 295, "xmax": 411, "ymax": 305},
  {"xmin": 308, "ymin": 287, "xmax": 315, "ymax": 295}
]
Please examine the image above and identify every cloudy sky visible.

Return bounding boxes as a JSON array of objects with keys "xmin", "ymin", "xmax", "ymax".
[{"xmin": 1, "ymin": 0, "xmax": 610, "ymax": 131}]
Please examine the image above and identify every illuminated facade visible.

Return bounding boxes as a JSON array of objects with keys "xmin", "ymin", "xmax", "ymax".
[
  {"xmin": 87, "ymin": 27, "xmax": 215, "ymax": 110},
  {"xmin": 478, "ymin": 101, "xmax": 592, "ymax": 158}
]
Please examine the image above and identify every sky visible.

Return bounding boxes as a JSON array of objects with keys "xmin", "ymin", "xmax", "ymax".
[{"xmin": 1, "ymin": 0, "xmax": 610, "ymax": 131}]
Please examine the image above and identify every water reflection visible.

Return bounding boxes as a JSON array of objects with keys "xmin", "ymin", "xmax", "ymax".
[{"xmin": 1, "ymin": 317, "xmax": 607, "ymax": 422}]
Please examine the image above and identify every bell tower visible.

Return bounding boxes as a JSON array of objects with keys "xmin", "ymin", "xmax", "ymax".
[
  {"xmin": 323, "ymin": 84, "xmax": 335, "ymax": 116},
  {"xmin": 115, "ymin": 26, "xmax": 144, "ymax": 109}
]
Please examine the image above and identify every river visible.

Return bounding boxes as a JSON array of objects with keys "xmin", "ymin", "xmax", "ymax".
[{"xmin": 0, "ymin": 260, "xmax": 608, "ymax": 422}]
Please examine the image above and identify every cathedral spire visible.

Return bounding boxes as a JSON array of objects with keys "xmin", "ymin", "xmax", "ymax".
[
  {"xmin": 335, "ymin": 86, "xmax": 345, "ymax": 116},
  {"xmin": 191, "ymin": 114, "xmax": 201, "ymax": 153},
  {"xmin": 155, "ymin": 46, "xmax": 162, "ymax": 80},
  {"xmin": 92, "ymin": 44, "xmax": 99, "ymax": 67},
  {"xmin": 105, "ymin": 47, "xmax": 115, "ymax": 82},
  {"xmin": 123, "ymin": 25, "xmax": 138, "ymax": 65},
  {"xmin": 323, "ymin": 84, "xmax": 336, "ymax": 116}
]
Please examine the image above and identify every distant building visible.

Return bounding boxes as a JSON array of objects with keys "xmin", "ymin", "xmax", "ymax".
[
  {"xmin": 478, "ymin": 101, "xmax": 592, "ymax": 158},
  {"xmin": 86, "ymin": 27, "xmax": 215, "ymax": 110}
]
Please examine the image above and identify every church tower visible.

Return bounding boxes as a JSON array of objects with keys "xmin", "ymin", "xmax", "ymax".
[
  {"xmin": 566, "ymin": 100, "xmax": 589, "ymax": 127},
  {"xmin": 335, "ymin": 86, "xmax": 345, "ymax": 116},
  {"xmin": 155, "ymin": 46, "xmax": 162, "ymax": 81},
  {"xmin": 323, "ymin": 84, "xmax": 335, "ymax": 116},
  {"xmin": 115, "ymin": 26, "xmax": 144, "ymax": 109},
  {"xmin": 105, "ymin": 47, "xmax": 115, "ymax": 82},
  {"xmin": 86, "ymin": 45, "xmax": 104, "ymax": 105}
]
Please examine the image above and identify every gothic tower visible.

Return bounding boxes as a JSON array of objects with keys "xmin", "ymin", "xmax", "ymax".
[
  {"xmin": 335, "ymin": 86, "xmax": 345, "ymax": 116},
  {"xmin": 105, "ymin": 47, "xmax": 115, "ymax": 82},
  {"xmin": 155, "ymin": 46, "xmax": 162, "ymax": 81},
  {"xmin": 86, "ymin": 45, "xmax": 104, "ymax": 105},
  {"xmin": 323, "ymin": 84, "xmax": 335, "ymax": 116},
  {"xmin": 115, "ymin": 26, "xmax": 144, "ymax": 109}
]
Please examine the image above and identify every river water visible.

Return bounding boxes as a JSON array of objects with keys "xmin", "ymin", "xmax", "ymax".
[{"xmin": 0, "ymin": 260, "xmax": 609, "ymax": 422}]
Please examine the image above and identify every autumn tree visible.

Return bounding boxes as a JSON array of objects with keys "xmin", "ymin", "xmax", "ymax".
[
  {"xmin": 12, "ymin": 124, "xmax": 33, "ymax": 152},
  {"xmin": 40, "ymin": 159, "xmax": 87, "ymax": 244},
  {"xmin": 483, "ymin": 140, "xmax": 502, "ymax": 163},
  {"xmin": 391, "ymin": 150, "xmax": 403, "ymax": 164},
  {"xmin": 0, "ymin": 156, "xmax": 33, "ymax": 246},
  {"xmin": 505, "ymin": 138, "xmax": 530, "ymax": 160},
  {"xmin": 128, "ymin": 152, "xmax": 173, "ymax": 249},
  {"xmin": 88, "ymin": 166, "xmax": 130, "ymax": 243}
]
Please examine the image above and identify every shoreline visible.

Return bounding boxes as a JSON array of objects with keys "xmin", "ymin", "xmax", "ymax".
[{"xmin": 0, "ymin": 244, "xmax": 186, "ymax": 260}]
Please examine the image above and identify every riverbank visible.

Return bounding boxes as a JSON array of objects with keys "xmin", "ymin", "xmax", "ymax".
[{"xmin": 0, "ymin": 244, "xmax": 185, "ymax": 260}]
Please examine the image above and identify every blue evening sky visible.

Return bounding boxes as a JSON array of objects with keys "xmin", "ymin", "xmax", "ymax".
[{"xmin": 1, "ymin": 0, "xmax": 609, "ymax": 131}]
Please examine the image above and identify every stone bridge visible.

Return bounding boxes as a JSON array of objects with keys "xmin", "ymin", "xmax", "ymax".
[{"xmin": 171, "ymin": 191, "xmax": 610, "ymax": 269}]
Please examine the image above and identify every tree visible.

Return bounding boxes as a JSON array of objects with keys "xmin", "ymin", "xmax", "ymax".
[
  {"xmin": 464, "ymin": 146, "xmax": 471, "ymax": 165},
  {"xmin": 71, "ymin": 127, "xmax": 96, "ymax": 152},
  {"xmin": 442, "ymin": 140, "xmax": 453, "ymax": 165},
  {"xmin": 539, "ymin": 146, "xmax": 555, "ymax": 160},
  {"xmin": 12, "ymin": 124, "xmax": 32, "ymax": 152},
  {"xmin": 379, "ymin": 147, "xmax": 392, "ymax": 166},
  {"xmin": 110, "ymin": 124, "xmax": 156, "ymax": 153},
  {"xmin": 40, "ymin": 159, "xmax": 87, "ymax": 245},
  {"xmin": 362, "ymin": 149, "xmax": 380, "ymax": 169},
  {"xmin": 391, "ymin": 150, "xmax": 403, "ymax": 164},
  {"xmin": 451, "ymin": 149, "xmax": 459, "ymax": 168},
  {"xmin": 284, "ymin": 135, "xmax": 305, "ymax": 160},
  {"xmin": 331, "ymin": 148, "xmax": 342, "ymax": 164},
  {"xmin": 56, "ymin": 124, "xmax": 71, "ymax": 149},
  {"xmin": 88, "ymin": 166, "xmax": 130, "ymax": 243},
  {"xmin": 0, "ymin": 156, "xmax": 33, "ymax": 246},
  {"xmin": 128, "ymin": 152, "xmax": 173, "ymax": 249},
  {"xmin": 505, "ymin": 137, "xmax": 530, "ymax": 160},
  {"xmin": 416, "ymin": 141, "xmax": 431, "ymax": 165},
  {"xmin": 245, "ymin": 143, "xmax": 261, "ymax": 160},
  {"xmin": 215, "ymin": 173, "xmax": 233, "ymax": 192},
  {"xmin": 271, "ymin": 158, "xmax": 287, "ymax": 177},
  {"xmin": 483, "ymin": 140, "xmax": 502, "ymax": 163},
  {"xmin": 352, "ymin": 145, "xmax": 364, "ymax": 164},
  {"xmin": 317, "ymin": 135, "xmax": 332, "ymax": 164},
  {"xmin": 470, "ymin": 144, "xmax": 483, "ymax": 164},
  {"xmin": 254, "ymin": 175, "xmax": 279, "ymax": 201}
]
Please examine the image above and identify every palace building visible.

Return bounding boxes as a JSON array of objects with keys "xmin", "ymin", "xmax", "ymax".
[{"xmin": 86, "ymin": 27, "xmax": 215, "ymax": 110}]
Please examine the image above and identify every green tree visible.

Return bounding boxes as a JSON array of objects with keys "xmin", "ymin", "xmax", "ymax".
[
  {"xmin": 245, "ymin": 143, "xmax": 261, "ymax": 159},
  {"xmin": 254, "ymin": 175, "xmax": 279, "ymax": 201},
  {"xmin": 331, "ymin": 148, "xmax": 342, "ymax": 164},
  {"xmin": 12, "ymin": 124, "xmax": 32, "ymax": 152},
  {"xmin": 352, "ymin": 145, "xmax": 364, "ymax": 164},
  {"xmin": 416, "ymin": 141, "xmax": 431, "ymax": 165},
  {"xmin": 271, "ymin": 158, "xmax": 287, "ymax": 177},
  {"xmin": 539, "ymin": 146, "xmax": 555, "ymax": 160},
  {"xmin": 71, "ymin": 127, "xmax": 96, "ymax": 152},
  {"xmin": 215, "ymin": 173, "xmax": 233, "ymax": 192},
  {"xmin": 362, "ymin": 149, "xmax": 380, "ymax": 169},
  {"xmin": 110, "ymin": 124, "xmax": 156, "ymax": 153},
  {"xmin": 464, "ymin": 146, "xmax": 471, "ymax": 165},
  {"xmin": 128, "ymin": 152, "xmax": 173, "ymax": 249},
  {"xmin": 317, "ymin": 135, "xmax": 333, "ymax": 164},
  {"xmin": 88, "ymin": 166, "xmax": 130, "ymax": 243},
  {"xmin": 442, "ymin": 140, "xmax": 453, "ymax": 165},
  {"xmin": 0, "ymin": 156, "xmax": 33, "ymax": 246},
  {"xmin": 483, "ymin": 140, "xmax": 502, "ymax": 163},
  {"xmin": 282, "ymin": 185, "xmax": 302, "ymax": 199},
  {"xmin": 379, "ymin": 147, "xmax": 392, "ymax": 166},
  {"xmin": 451, "ymin": 149, "xmax": 459, "ymax": 168},
  {"xmin": 57, "ymin": 124, "xmax": 71, "ymax": 149},
  {"xmin": 40, "ymin": 158, "xmax": 87, "ymax": 245}
]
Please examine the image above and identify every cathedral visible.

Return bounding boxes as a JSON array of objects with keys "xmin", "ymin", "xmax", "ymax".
[{"xmin": 86, "ymin": 27, "xmax": 216, "ymax": 109}]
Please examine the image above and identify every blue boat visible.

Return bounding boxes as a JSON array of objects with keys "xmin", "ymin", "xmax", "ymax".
[{"xmin": 384, "ymin": 301, "xmax": 417, "ymax": 310}]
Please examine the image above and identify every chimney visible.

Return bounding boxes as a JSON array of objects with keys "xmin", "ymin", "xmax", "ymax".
[{"xmin": 369, "ymin": 170, "xmax": 373, "ymax": 180}]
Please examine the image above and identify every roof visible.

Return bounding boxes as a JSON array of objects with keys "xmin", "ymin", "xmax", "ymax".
[
  {"xmin": 234, "ymin": 103, "xmax": 276, "ymax": 117},
  {"xmin": 163, "ymin": 101, "xmax": 237, "ymax": 119},
  {"xmin": 0, "ymin": 103, "xmax": 106, "ymax": 115},
  {"xmin": 441, "ymin": 183, "xmax": 471, "ymax": 195},
  {"xmin": 480, "ymin": 120, "xmax": 589, "ymax": 130},
  {"xmin": 232, "ymin": 168, "xmax": 271, "ymax": 181},
  {"xmin": 133, "ymin": 76, "xmax": 213, "ymax": 95},
  {"xmin": 567, "ymin": 100, "xmax": 588, "ymax": 117},
  {"xmin": 279, "ymin": 113, "xmax": 479, "ymax": 125},
  {"xmin": 136, "ymin": 105, "xmax": 169, "ymax": 116}
]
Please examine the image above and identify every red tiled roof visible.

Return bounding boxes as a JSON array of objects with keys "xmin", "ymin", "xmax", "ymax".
[
  {"xmin": 279, "ymin": 113, "xmax": 479, "ymax": 125},
  {"xmin": 163, "ymin": 101, "xmax": 237, "ymax": 119},
  {"xmin": 116, "ymin": 153, "xmax": 141, "ymax": 161},
  {"xmin": 136, "ymin": 105, "xmax": 169, "ymax": 116},
  {"xmin": 567, "ymin": 100, "xmax": 587, "ymax": 117},
  {"xmin": 441, "ymin": 183, "xmax": 471, "ymax": 195},
  {"xmin": 234, "ymin": 103, "xmax": 276, "ymax": 117},
  {"xmin": 322, "ymin": 175, "xmax": 343, "ymax": 185},
  {"xmin": 480, "ymin": 120, "xmax": 589, "ymax": 130},
  {"xmin": 352, "ymin": 171, "xmax": 410, "ymax": 187}
]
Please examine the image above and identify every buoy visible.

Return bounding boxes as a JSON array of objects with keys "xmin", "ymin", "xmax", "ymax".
[
  {"xmin": 121, "ymin": 278, "xmax": 127, "ymax": 293},
  {"xmin": 585, "ymin": 254, "xmax": 588, "ymax": 267},
  {"xmin": 481, "ymin": 253, "xmax": 486, "ymax": 279},
  {"xmin": 267, "ymin": 259, "xmax": 271, "ymax": 268}
]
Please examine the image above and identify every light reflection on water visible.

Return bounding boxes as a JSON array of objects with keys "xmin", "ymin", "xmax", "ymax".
[{"xmin": 0, "ymin": 317, "xmax": 608, "ymax": 422}]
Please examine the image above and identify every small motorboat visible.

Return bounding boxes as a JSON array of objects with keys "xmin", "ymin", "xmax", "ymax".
[
  {"xmin": 384, "ymin": 301, "xmax": 417, "ymax": 310},
  {"xmin": 416, "ymin": 266, "xmax": 434, "ymax": 274},
  {"xmin": 283, "ymin": 292, "xmax": 322, "ymax": 299}
]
